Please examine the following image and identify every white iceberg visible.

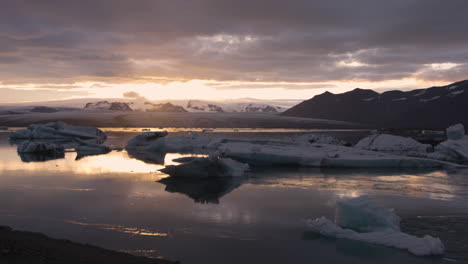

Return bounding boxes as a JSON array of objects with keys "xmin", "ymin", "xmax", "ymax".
[
  {"xmin": 160, "ymin": 154, "xmax": 249, "ymax": 178},
  {"xmin": 434, "ymin": 138, "xmax": 468, "ymax": 163},
  {"xmin": 219, "ymin": 140, "xmax": 460, "ymax": 168},
  {"xmin": 125, "ymin": 132, "xmax": 463, "ymax": 169},
  {"xmin": 428, "ymin": 124, "xmax": 468, "ymax": 163},
  {"xmin": 10, "ymin": 122, "xmax": 107, "ymax": 140},
  {"xmin": 355, "ymin": 134, "xmax": 431, "ymax": 155},
  {"xmin": 446, "ymin": 124, "xmax": 465, "ymax": 141},
  {"xmin": 17, "ymin": 141, "xmax": 65, "ymax": 154},
  {"xmin": 306, "ymin": 197, "xmax": 445, "ymax": 256}
]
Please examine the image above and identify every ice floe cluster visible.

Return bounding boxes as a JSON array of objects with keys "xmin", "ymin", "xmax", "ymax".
[
  {"xmin": 10, "ymin": 122, "xmax": 113, "ymax": 161},
  {"xmin": 10, "ymin": 121, "xmax": 107, "ymax": 140},
  {"xmin": 306, "ymin": 196, "xmax": 445, "ymax": 256},
  {"xmin": 125, "ymin": 125, "xmax": 468, "ymax": 172}
]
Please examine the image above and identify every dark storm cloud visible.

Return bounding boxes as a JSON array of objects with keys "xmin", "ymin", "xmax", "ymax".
[{"xmin": 0, "ymin": 0, "xmax": 467, "ymax": 84}]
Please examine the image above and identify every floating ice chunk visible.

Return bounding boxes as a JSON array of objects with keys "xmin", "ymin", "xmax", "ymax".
[
  {"xmin": 306, "ymin": 197, "xmax": 445, "ymax": 256},
  {"xmin": 10, "ymin": 122, "xmax": 106, "ymax": 140},
  {"xmin": 308, "ymin": 218, "xmax": 444, "ymax": 256},
  {"xmin": 446, "ymin": 124, "xmax": 465, "ymax": 141},
  {"xmin": 335, "ymin": 196, "xmax": 400, "ymax": 232},
  {"xmin": 160, "ymin": 155, "xmax": 249, "ymax": 178},
  {"xmin": 435, "ymin": 138, "xmax": 468, "ymax": 163},
  {"xmin": 126, "ymin": 132, "xmax": 221, "ymax": 154},
  {"xmin": 74, "ymin": 138, "xmax": 111, "ymax": 159},
  {"xmin": 17, "ymin": 141, "xmax": 64, "ymax": 154},
  {"xmin": 219, "ymin": 140, "xmax": 458, "ymax": 168},
  {"xmin": 125, "ymin": 133, "xmax": 462, "ymax": 168},
  {"xmin": 125, "ymin": 132, "xmax": 168, "ymax": 164},
  {"xmin": 355, "ymin": 134, "xmax": 431, "ymax": 155}
]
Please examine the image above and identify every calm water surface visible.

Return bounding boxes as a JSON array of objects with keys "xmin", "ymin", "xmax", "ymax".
[{"xmin": 0, "ymin": 130, "xmax": 467, "ymax": 264}]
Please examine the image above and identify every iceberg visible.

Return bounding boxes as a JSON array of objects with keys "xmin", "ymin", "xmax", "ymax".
[
  {"xmin": 74, "ymin": 138, "xmax": 112, "ymax": 160},
  {"xmin": 160, "ymin": 154, "xmax": 249, "ymax": 178},
  {"xmin": 10, "ymin": 122, "xmax": 107, "ymax": 141},
  {"xmin": 219, "ymin": 140, "xmax": 460, "ymax": 168},
  {"xmin": 17, "ymin": 141, "xmax": 65, "ymax": 154},
  {"xmin": 125, "ymin": 131, "xmax": 168, "ymax": 164},
  {"xmin": 125, "ymin": 132, "xmax": 463, "ymax": 169},
  {"xmin": 306, "ymin": 196, "xmax": 445, "ymax": 256},
  {"xmin": 17, "ymin": 141, "xmax": 65, "ymax": 162},
  {"xmin": 446, "ymin": 123, "xmax": 465, "ymax": 141},
  {"xmin": 429, "ymin": 124, "xmax": 468, "ymax": 163},
  {"xmin": 355, "ymin": 134, "xmax": 431, "ymax": 155},
  {"xmin": 335, "ymin": 196, "xmax": 400, "ymax": 232},
  {"xmin": 125, "ymin": 131, "xmax": 220, "ymax": 154}
]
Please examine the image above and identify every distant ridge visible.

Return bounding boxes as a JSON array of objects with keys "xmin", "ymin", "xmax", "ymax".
[{"xmin": 282, "ymin": 80, "xmax": 468, "ymax": 129}]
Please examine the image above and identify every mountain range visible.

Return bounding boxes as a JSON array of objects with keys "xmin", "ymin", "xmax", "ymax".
[
  {"xmin": 282, "ymin": 80, "xmax": 468, "ymax": 129},
  {"xmin": 84, "ymin": 100, "xmax": 286, "ymax": 113}
]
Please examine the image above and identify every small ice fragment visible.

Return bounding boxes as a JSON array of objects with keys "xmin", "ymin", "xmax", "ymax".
[{"xmin": 306, "ymin": 196, "xmax": 445, "ymax": 256}]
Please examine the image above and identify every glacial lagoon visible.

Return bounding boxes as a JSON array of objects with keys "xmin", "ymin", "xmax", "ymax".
[{"xmin": 0, "ymin": 130, "xmax": 467, "ymax": 263}]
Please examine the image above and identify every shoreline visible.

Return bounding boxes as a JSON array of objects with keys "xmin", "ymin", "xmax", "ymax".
[{"xmin": 0, "ymin": 225, "xmax": 178, "ymax": 264}]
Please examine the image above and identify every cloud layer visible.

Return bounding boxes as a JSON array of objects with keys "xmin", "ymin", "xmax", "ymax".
[{"xmin": 0, "ymin": 0, "xmax": 467, "ymax": 87}]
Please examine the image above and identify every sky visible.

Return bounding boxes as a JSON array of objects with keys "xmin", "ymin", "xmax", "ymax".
[{"xmin": 0, "ymin": 0, "xmax": 467, "ymax": 103}]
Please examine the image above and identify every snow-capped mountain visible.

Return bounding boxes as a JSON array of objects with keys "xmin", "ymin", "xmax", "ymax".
[
  {"xmin": 82, "ymin": 99, "xmax": 287, "ymax": 113},
  {"xmin": 84, "ymin": 101, "xmax": 133, "ymax": 111},
  {"xmin": 185, "ymin": 100, "xmax": 285, "ymax": 113},
  {"xmin": 282, "ymin": 80, "xmax": 468, "ymax": 129},
  {"xmin": 143, "ymin": 102, "xmax": 187, "ymax": 112}
]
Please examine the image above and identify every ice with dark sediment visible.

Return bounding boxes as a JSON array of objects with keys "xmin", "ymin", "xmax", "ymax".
[
  {"xmin": 74, "ymin": 138, "xmax": 112, "ymax": 159},
  {"xmin": 306, "ymin": 196, "xmax": 445, "ymax": 256},
  {"xmin": 125, "ymin": 131, "xmax": 168, "ymax": 164},
  {"xmin": 17, "ymin": 141, "xmax": 65, "ymax": 162},
  {"xmin": 17, "ymin": 141, "xmax": 65, "ymax": 154},
  {"xmin": 160, "ymin": 152, "xmax": 249, "ymax": 178},
  {"xmin": 10, "ymin": 121, "xmax": 107, "ymax": 140}
]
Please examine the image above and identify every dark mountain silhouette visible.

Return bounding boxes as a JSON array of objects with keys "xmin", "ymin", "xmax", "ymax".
[{"xmin": 282, "ymin": 80, "xmax": 468, "ymax": 129}]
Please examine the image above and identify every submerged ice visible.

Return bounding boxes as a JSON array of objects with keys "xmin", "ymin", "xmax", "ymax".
[{"xmin": 306, "ymin": 196, "xmax": 445, "ymax": 256}]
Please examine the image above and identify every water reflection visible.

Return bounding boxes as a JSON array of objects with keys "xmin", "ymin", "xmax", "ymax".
[
  {"xmin": 126, "ymin": 147, "xmax": 166, "ymax": 165},
  {"xmin": 158, "ymin": 177, "xmax": 243, "ymax": 204}
]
